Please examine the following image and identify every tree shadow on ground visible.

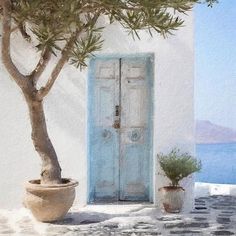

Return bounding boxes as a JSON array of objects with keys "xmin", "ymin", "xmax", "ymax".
[
  {"xmin": 51, "ymin": 204, "xmax": 156, "ymax": 226},
  {"xmin": 51, "ymin": 211, "xmax": 125, "ymax": 226}
]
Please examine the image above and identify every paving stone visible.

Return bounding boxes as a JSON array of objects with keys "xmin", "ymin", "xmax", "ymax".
[
  {"xmin": 103, "ymin": 223, "xmax": 119, "ymax": 229},
  {"xmin": 134, "ymin": 229, "xmax": 160, "ymax": 234},
  {"xmin": 137, "ymin": 232, "xmax": 162, "ymax": 235},
  {"xmin": 165, "ymin": 222, "xmax": 209, "ymax": 229},
  {"xmin": 195, "ymin": 204, "xmax": 206, "ymax": 207},
  {"xmin": 212, "ymin": 203, "xmax": 236, "ymax": 207},
  {"xmin": 156, "ymin": 216, "xmax": 182, "ymax": 221},
  {"xmin": 195, "ymin": 203, "xmax": 207, "ymax": 207},
  {"xmin": 133, "ymin": 222, "xmax": 157, "ymax": 230},
  {"xmin": 195, "ymin": 201, "xmax": 206, "ymax": 204},
  {"xmin": 195, "ymin": 199, "xmax": 206, "ymax": 203},
  {"xmin": 217, "ymin": 217, "xmax": 231, "ymax": 224},
  {"xmin": 221, "ymin": 211, "xmax": 234, "ymax": 214},
  {"xmin": 211, "ymin": 206, "xmax": 236, "ymax": 211},
  {"xmin": 195, "ymin": 206, "xmax": 208, "ymax": 210},
  {"xmin": 198, "ymin": 197, "xmax": 211, "ymax": 200},
  {"xmin": 217, "ymin": 226, "xmax": 232, "ymax": 230},
  {"xmin": 170, "ymin": 230, "xmax": 202, "ymax": 234},
  {"xmin": 121, "ymin": 229, "xmax": 161, "ymax": 235},
  {"xmin": 193, "ymin": 217, "xmax": 208, "ymax": 221},
  {"xmin": 210, "ymin": 195, "xmax": 222, "ymax": 199},
  {"xmin": 218, "ymin": 214, "xmax": 233, "ymax": 217},
  {"xmin": 190, "ymin": 210, "xmax": 210, "ymax": 214},
  {"xmin": 120, "ymin": 229, "xmax": 136, "ymax": 233},
  {"xmin": 211, "ymin": 230, "xmax": 235, "ymax": 235},
  {"xmin": 134, "ymin": 225, "xmax": 151, "ymax": 230}
]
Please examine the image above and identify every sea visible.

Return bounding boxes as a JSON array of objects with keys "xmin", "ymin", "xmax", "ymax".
[{"xmin": 195, "ymin": 142, "xmax": 236, "ymax": 184}]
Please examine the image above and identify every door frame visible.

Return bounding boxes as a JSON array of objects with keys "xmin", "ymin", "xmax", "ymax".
[{"xmin": 87, "ymin": 53, "xmax": 154, "ymax": 203}]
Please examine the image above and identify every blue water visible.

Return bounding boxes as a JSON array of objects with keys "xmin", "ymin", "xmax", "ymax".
[{"xmin": 195, "ymin": 143, "xmax": 236, "ymax": 184}]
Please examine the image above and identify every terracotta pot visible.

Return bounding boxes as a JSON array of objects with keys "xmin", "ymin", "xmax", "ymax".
[
  {"xmin": 158, "ymin": 186, "xmax": 185, "ymax": 213},
  {"xmin": 24, "ymin": 178, "xmax": 78, "ymax": 222}
]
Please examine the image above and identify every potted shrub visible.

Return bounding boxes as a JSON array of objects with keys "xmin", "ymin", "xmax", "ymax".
[{"xmin": 158, "ymin": 148, "xmax": 201, "ymax": 213}]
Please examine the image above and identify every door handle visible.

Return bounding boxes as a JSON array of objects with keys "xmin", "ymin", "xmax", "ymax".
[{"xmin": 115, "ymin": 105, "xmax": 120, "ymax": 116}]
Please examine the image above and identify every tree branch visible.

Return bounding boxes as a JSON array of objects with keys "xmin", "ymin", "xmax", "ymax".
[
  {"xmin": 1, "ymin": 0, "xmax": 28, "ymax": 90},
  {"xmin": 37, "ymin": 31, "xmax": 80, "ymax": 99},
  {"xmin": 30, "ymin": 47, "xmax": 51, "ymax": 87}
]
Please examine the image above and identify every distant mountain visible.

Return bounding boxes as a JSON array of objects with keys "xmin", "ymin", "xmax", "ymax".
[{"xmin": 196, "ymin": 120, "xmax": 236, "ymax": 144}]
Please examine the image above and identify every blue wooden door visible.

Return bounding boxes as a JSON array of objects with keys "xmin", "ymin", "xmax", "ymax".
[{"xmin": 88, "ymin": 55, "xmax": 153, "ymax": 202}]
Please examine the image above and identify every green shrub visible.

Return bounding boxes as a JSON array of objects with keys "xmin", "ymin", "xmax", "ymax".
[{"xmin": 158, "ymin": 148, "xmax": 201, "ymax": 187}]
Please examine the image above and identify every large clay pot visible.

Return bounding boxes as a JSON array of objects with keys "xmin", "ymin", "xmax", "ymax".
[
  {"xmin": 158, "ymin": 186, "xmax": 185, "ymax": 213},
  {"xmin": 24, "ymin": 178, "xmax": 78, "ymax": 222}
]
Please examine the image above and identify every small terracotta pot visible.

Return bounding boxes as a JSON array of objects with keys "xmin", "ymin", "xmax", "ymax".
[
  {"xmin": 158, "ymin": 186, "xmax": 185, "ymax": 213},
  {"xmin": 24, "ymin": 178, "xmax": 78, "ymax": 222}
]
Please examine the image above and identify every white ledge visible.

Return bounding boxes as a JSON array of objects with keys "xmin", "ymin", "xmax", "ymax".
[{"xmin": 195, "ymin": 182, "xmax": 236, "ymax": 198}]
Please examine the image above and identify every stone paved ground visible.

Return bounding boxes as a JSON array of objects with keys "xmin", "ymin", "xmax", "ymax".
[{"xmin": 0, "ymin": 195, "xmax": 236, "ymax": 236}]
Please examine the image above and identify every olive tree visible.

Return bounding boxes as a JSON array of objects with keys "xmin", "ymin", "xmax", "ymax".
[{"xmin": 0, "ymin": 0, "xmax": 216, "ymax": 185}]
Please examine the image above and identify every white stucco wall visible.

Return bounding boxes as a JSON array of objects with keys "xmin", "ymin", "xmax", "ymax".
[{"xmin": 0, "ymin": 12, "xmax": 194, "ymax": 209}]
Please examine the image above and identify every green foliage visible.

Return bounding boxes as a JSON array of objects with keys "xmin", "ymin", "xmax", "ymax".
[
  {"xmin": 5, "ymin": 0, "xmax": 217, "ymax": 69},
  {"xmin": 70, "ymin": 28, "xmax": 104, "ymax": 69},
  {"xmin": 158, "ymin": 148, "xmax": 201, "ymax": 187}
]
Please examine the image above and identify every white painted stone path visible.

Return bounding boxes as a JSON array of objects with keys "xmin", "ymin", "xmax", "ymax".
[{"xmin": 1, "ymin": 183, "xmax": 236, "ymax": 235}]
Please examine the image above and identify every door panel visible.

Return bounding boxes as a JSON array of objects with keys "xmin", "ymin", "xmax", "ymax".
[
  {"xmin": 88, "ymin": 56, "xmax": 153, "ymax": 203},
  {"xmin": 119, "ymin": 57, "xmax": 152, "ymax": 201},
  {"xmin": 88, "ymin": 58, "xmax": 120, "ymax": 202}
]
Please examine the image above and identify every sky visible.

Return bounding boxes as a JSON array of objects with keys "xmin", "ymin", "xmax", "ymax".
[{"xmin": 194, "ymin": 0, "xmax": 236, "ymax": 130}]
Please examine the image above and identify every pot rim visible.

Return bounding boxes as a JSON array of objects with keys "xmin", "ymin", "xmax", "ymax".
[
  {"xmin": 25, "ymin": 178, "xmax": 78, "ymax": 190},
  {"xmin": 158, "ymin": 186, "xmax": 185, "ymax": 191}
]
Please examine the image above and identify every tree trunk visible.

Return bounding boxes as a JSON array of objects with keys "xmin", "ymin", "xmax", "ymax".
[{"xmin": 26, "ymin": 98, "xmax": 62, "ymax": 185}]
